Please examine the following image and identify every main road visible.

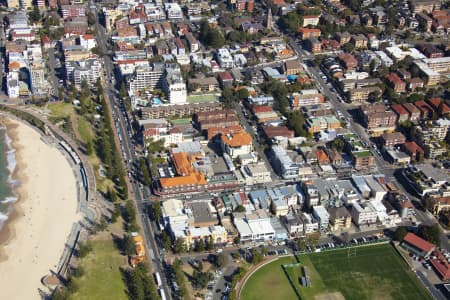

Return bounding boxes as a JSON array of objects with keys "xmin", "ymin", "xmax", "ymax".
[{"xmin": 89, "ymin": 2, "xmax": 172, "ymax": 299}]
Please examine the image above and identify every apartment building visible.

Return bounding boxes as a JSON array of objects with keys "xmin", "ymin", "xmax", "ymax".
[
  {"xmin": 410, "ymin": 0, "xmax": 440, "ymax": 14},
  {"xmin": 351, "ymin": 202, "xmax": 378, "ymax": 226},
  {"xmin": 220, "ymin": 130, "xmax": 253, "ymax": 159},
  {"xmin": 328, "ymin": 206, "xmax": 352, "ymax": 231},
  {"xmin": 385, "ymin": 73, "xmax": 406, "ymax": 93},
  {"xmin": 128, "ymin": 63, "xmax": 164, "ymax": 96},
  {"xmin": 270, "ymin": 146, "xmax": 299, "ymax": 180},
  {"xmin": 306, "ymin": 116, "xmax": 341, "ymax": 133},
  {"xmin": 348, "ymin": 86, "xmax": 381, "ymax": 103},
  {"xmin": 391, "ymin": 104, "xmax": 410, "ymax": 123},
  {"xmin": 163, "ymin": 67, "xmax": 187, "ymax": 105},
  {"xmin": 65, "ymin": 58, "xmax": 101, "ymax": 89},
  {"xmin": 290, "ymin": 89, "xmax": 324, "ymax": 108},
  {"xmin": 402, "ymin": 103, "xmax": 421, "ymax": 123},
  {"xmin": 141, "ymin": 102, "xmax": 222, "ymax": 119},
  {"xmin": 380, "ymin": 132, "xmax": 406, "ymax": 148},
  {"xmin": 60, "ymin": 5, "xmax": 86, "ymax": 19},
  {"xmin": 298, "ymin": 28, "xmax": 321, "ymax": 40},
  {"xmin": 216, "ymin": 48, "xmax": 234, "ymax": 68},
  {"xmin": 360, "ymin": 104, "xmax": 397, "ymax": 130}
]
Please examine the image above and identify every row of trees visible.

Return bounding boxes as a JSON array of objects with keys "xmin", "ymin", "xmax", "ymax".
[
  {"xmin": 172, "ymin": 259, "xmax": 189, "ymax": 298},
  {"xmin": 96, "ymin": 86, "xmax": 128, "ymax": 199},
  {"xmin": 122, "ymin": 263, "xmax": 159, "ymax": 300}
]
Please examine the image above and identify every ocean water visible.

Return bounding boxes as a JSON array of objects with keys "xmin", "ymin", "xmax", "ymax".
[{"xmin": 0, "ymin": 126, "xmax": 18, "ymax": 230}]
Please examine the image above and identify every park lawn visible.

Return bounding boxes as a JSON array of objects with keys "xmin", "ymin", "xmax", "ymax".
[
  {"xmin": 77, "ymin": 116, "xmax": 93, "ymax": 144},
  {"xmin": 71, "ymin": 235, "xmax": 128, "ymax": 300},
  {"xmin": 240, "ymin": 256, "xmax": 298, "ymax": 300},
  {"xmin": 298, "ymin": 244, "xmax": 433, "ymax": 300},
  {"xmin": 48, "ymin": 102, "xmax": 74, "ymax": 121}
]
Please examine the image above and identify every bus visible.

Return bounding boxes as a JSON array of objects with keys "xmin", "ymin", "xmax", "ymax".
[
  {"xmin": 154, "ymin": 272, "xmax": 162, "ymax": 287},
  {"xmin": 159, "ymin": 288, "xmax": 166, "ymax": 300}
]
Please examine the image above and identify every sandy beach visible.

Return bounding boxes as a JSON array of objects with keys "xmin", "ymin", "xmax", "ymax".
[{"xmin": 0, "ymin": 118, "xmax": 80, "ymax": 299}]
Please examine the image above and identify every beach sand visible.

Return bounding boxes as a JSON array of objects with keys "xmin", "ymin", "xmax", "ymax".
[{"xmin": 0, "ymin": 118, "xmax": 80, "ymax": 299}]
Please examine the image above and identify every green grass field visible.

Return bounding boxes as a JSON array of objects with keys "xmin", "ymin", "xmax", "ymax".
[
  {"xmin": 70, "ymin": 237, "xmax": 128, "ymax": 300},
  {"xmin": 240, "ymin": 256, "xmax": 298, "ymax": 300},
  {"xmin": 241, "ymin": 244, "xmax": 432, "ymax": 300}
]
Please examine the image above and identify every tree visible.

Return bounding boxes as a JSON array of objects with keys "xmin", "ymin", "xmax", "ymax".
[
  {"xmin": 161, "ymin": 230, "xmax": 172, "ymax": 251},
  {"xmin": 297, "ymin": 238, "xmax": 307, "ymax": 251},
  {"xmin": 174, "ymin": 237, "xmax": 186, "ymax": 253},
  {"xmin": 217, "ymin": 253, "xmax": 229, "ymax": 268},
  {"xmin": 238, "ymin": 88, "xmax": 249, "ymax": 100},
  {"xmin": 91, "ymin": 46, "xmax": 104, "ymax": 56},
  {"xmin": 331, "ymin": 138, "xmax": 345, "ymax": 152},
  {"xmin": 29, "ymin": 5, "xmax": 41, "ymax": 24},
  {"xmin": 234, "ymin": 205, "xmax": 245, "ymax": 212},
  {"xmin": 123, "ymin": 234, "xmax": 136, "ymax": 255},
  {"xmin": 233, "ymin": 236, "xmax": 241, "ymax": 245},
  {"xmin": 418, "ymin": 224, "xmax": 441, "ymax": 245},
  {"xmin": 120, "ymin": 82, "xmax": 128, "ymax": 99},
  {"xmin": 78, "ymin": 241, "xmax": 93, "ymax": 258},
  {"xmin": 51, "ymin": 288, "xmax": 70, "ymax": 300},
  {"xmin": 151, "ymin": 201, "xmax": 162, "ymax": 222},
  {"xmin": 279, "ymin": 11, "xmax": 302, "ymax": 33},
  {"xmin": 342, "ymin": 42, "xmax": 355, "ymax": 53},
  {"xmin": 139, "ymin": 157, "xmax": 151, "ymax": 187},
  {"xmin": 196, "ymin": 239, "xmax": 205, "ymax": 252},
  {"xmin": 207, "ymin": 236, "xmax": 214, "ymax": 251},
  {"xmin": 437, "ymin": 100, "xmax": 444, "ymax": 118},
  {"xmin": 250, "ymin": 248, "xmax": 263, "ymax": 264},
  {"xmin": 394, "ymin": 226, "xmax": 408, "ymax": 241},
  {"xmin": 66, "ymin": 275, "xmax": 79, "ymax": 293}
]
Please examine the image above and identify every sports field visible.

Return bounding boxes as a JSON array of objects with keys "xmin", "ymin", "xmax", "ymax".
[{"xmin": 241, "ymin": 244, "xmax": 433, "ymax": 300}]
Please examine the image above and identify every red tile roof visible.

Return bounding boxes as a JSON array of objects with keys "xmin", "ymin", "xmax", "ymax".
[
  {"xmin": 428, "ymin": 98, "xmax": 450, "ymax": 113},
  {"xmin": 218, "ymin": 71, "xmax": 233, "ymax": 81},
  {"xmin": 403, "ymin": 232, "xmax": 435, "ymax": 253},
  {"xmin": 252, "ymin": 105, "xmax": 274, "ymax": 114},
  {"xmin": 414, "ymin": 100, "xmax": 434, "ymax": 114},
  {"xmin": 403, "ymin": 141, "xmax": 424, "ymax": 154},
  {"xmin": 385, "ymin": 73, "xmax": 405, "ymax": 85},
  {"xmin": 391, "ymin": 104, "xmax": 409, "ymax": 115},
  {"xmin": 430, "ymin": 250, "xmax": 450, "ymax": 280}
]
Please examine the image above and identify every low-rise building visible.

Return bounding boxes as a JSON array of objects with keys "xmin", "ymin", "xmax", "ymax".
[
  {"xmin": 351, "ymin": 202, "xmax": 378, "ymax": 226},
  {"xmin": 290, "ymin": 89, "xmax": 324, "ymax": 108},
  {"xmin": 328, "ymin": 206, "xmax": 352, "ymax": 231},
  {"xmin": 270, "ymin": 146, "xmax": 299, "ymax": 180},
  {"xmin": 220, "ymin": 130, "xmax": 253, "ymax": 159},
  {"xmin": 313, "ymin": 206, "xmax": 330, "ymax": 231},
  {"xmin": 402, "ymin": 232, "xmax": 436, "ymax": 258},
  {"xmin": 240, "ymin": 163, "xmax": 272, "ymax": 186}
]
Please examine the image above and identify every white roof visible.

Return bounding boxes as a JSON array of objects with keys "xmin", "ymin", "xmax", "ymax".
[
  {"xmin": 248, "ymin": 219, "xmax": 275, "ymax": 235},
  {"xmin": 234, "ymin": 218, "xmax": 253, "ymax": 236}
]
